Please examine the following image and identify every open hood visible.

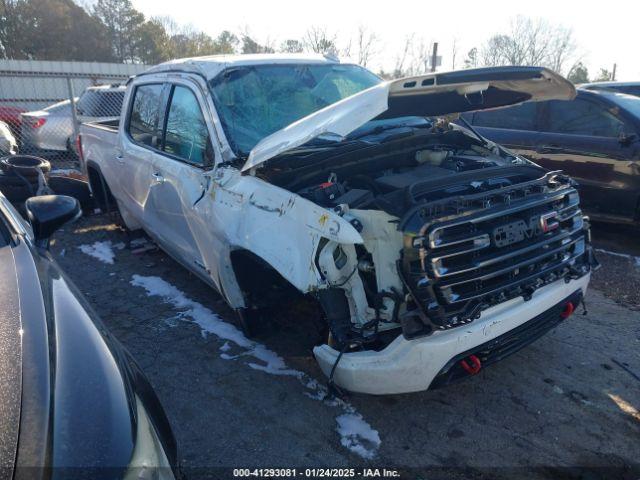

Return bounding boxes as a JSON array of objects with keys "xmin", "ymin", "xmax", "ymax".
[{"xmin": 242, "ymin": 66, "xmax": 575, "ymax": 172}]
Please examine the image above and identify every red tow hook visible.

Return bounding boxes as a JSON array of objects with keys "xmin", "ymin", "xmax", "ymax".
[
  {"xmin": 561, "ymin": 301, "xmax": 575, "ymax": 319},
  {"xmin": 460, "ymin": 354, "xmax": 482, "ymax": 375}
]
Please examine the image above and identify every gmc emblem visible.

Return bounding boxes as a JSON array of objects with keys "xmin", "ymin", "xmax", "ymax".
[
  {"xmin": 539, "ymin": 211, "xmax": 560, "ymax": 233},
  {"xmin": 492, "ymin": 211, "xmax": 560, "ymax": 247}
]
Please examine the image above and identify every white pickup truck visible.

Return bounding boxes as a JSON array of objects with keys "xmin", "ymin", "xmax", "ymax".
[{"xmin": 78, "ymin": 54, "xmax": 597, "ymax": 394}]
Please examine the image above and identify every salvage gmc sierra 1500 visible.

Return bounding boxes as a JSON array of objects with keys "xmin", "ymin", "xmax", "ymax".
[{"xmin": 78, "ymin": 54, "xmax": 598, "ymax": 394}]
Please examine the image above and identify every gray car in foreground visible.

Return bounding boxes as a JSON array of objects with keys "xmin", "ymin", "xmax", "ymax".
[{"xmin": 0, "ymin": 191, "xmax": 180, "ymax": 479}]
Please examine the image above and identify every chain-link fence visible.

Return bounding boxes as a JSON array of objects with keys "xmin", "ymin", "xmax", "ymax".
[{"xmin": 0, "ymin": 61, "xmax": 147, "ymax": 171}]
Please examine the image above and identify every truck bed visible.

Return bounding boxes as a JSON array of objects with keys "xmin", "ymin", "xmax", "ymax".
[{"xmin": 78, "ymin": 118, "xmax": 120, "ymax": 175}]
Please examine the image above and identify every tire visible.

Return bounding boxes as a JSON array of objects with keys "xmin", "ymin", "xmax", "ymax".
[
  {"xmin": 0, "ymin": 155, "xmax": 51, "ymax": 177},
  {"xmin": 88, "ymin": 167, "xmax": 117, "ymax": 213}
]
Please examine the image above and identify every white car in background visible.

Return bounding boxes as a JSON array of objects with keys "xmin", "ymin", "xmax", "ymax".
[
  {"xmin": 21, "ymin": 85, "xmax": 126, "ymax": 156},
  {"xmin": 0, "ymin": 120, "xmax": 17, "ymax": 155},
  {"xmin": 21, "ymin": 99, "xmax": 77, "ymax": 153}
]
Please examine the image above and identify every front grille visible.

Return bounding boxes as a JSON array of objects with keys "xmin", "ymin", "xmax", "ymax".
[
  {"xmin": 399, "ymin": 172, "xmax": 594, "ymax": 338},
  {"xmin": 430, "ymin": 289, "xmax": 584, "ymax": 388}
]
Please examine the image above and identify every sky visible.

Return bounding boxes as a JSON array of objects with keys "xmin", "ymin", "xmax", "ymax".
[{"xmin": 131, "ymin": 0, "xmax": 638, "ymax": 80}]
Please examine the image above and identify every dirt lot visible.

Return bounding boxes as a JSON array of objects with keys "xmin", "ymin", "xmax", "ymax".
[{"xmin": 50, "ymin": 214, "xmax": 640, "ymax": 480}]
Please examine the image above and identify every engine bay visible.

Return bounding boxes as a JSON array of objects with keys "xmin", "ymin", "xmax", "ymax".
[{"xmin": 267, "ymin": 123, "xmax": 546, "ymax": 219}]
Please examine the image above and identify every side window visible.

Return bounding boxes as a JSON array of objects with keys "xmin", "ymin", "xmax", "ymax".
[
  {"xmin": 471, "ymin": 102, "xmax": 537, "ymax": 130},
  {"xmin": 163, "ymin": 86, "xmax": 213, "ymax": 166},
  {"xmin": 128, "ymin": 84, "xmax": 164, "ymax": 147},
  {"xmin": 543, "ymin": 98, "xmax": 624, "ymax": 137}
]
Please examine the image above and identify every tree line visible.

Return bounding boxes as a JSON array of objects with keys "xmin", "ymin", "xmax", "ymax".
[
  {"xmin": 0, "ymin": 0, "xmax": 613, "ymax": 83},
  {"xmin": 0, "ymin": 0, "xmax": 276, "ymax": 63}
]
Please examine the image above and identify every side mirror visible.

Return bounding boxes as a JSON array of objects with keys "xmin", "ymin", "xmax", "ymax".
[{"xmin": 25, "ymin": 195, "xmax": 81, "ymax": 247}]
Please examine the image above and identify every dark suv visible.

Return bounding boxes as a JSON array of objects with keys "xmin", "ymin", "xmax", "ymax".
[{"xmin": 464, "ymin": 88, "xmax": 640, "ymax": 226}]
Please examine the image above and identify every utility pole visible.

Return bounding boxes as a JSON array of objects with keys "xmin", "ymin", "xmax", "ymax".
[
  {"xmin": 431, "ymin": 42, "xmax": 439, "ymax": 72},
  {"xmin": 612, "ymin": 63, "xmax": 617, "ymax": 81}
]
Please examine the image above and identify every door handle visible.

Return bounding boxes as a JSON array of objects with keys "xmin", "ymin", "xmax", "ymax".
[{"xmin": 152, "ymin": 172, "xmax": 165, "ymax": 184}]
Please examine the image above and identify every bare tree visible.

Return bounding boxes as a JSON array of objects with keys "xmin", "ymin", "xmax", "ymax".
[
  {"xmin": 279, "ymin": 39, "xmax": 303, "ymax": 53},
  {"xmin": 451, "ymin": 38, "xmax": 458, "ymax": 70},
  {"xmin": 463, "ymin": 47, "xmax": 479, "ymax": 69},
  {"xmin": 480, "ymin": 16, "xmax": 577, "ymax": 74},
  {"xmin": 303, "ymin": 26, "xmax": 337, "ymax": 55},
  {"xmin": 593, "ymin": 68, "xmax": 613, "ymax": 82},
  {"xmin": 392, "ymin": 34, "xmax": 414, "ymax": 78},
  {"xmin": 390, "ymin": 35, "xmax": 434, "ymax": 77},
  {"xmin": 354, "ymin": 25, "xmax": 378, "ymax": 67},
  {"xmin": 407, "ymin": 37, "xmax": 431, "ymax": 76}
]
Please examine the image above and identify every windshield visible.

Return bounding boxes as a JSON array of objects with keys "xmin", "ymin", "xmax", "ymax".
[{"xmin": 209, "ymin": 64, "xmax": 381, "ymax": 156}]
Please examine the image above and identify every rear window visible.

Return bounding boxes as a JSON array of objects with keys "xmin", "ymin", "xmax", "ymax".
[
  {"xmin": 471, "ymin": 102, "xmax": 537, "ymax": 130},
  {"xmin": 77, "ymin": 90, "xmax": 125, "ymax": 117},
  {"xmin": 127, "ymin": 84, "xmax": 164, "ymax": 148}
]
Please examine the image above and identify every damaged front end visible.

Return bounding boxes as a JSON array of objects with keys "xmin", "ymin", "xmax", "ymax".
[{"xmin": 309, "ymin": 163, "xmax": 598, "ymax": 353}]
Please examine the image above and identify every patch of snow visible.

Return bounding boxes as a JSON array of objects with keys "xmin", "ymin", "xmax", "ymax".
[
  {"xmin": 78, "ymin": 241, "xmax": 116, "ymax": 264},
  {"xmin": 595, "ymin": 248, "xmax": 640, "ymax": 267},
  {"xmin": 336, "ymin": 413, "xmax": 381, "ymax": 460},
  {"xmin": 59, "ymin": 248, "xmax": 65, "ymax": 257},
  {"xmin": 113, "ymin": 242, "xmax": 126, "ymax": 250},
  {"xmin": 130, "ymin": 274, "xmax": 381, "ymax": 459},
  {"xmin": 552, "ymin": 385, "xmax": 564, "ymax": 395}
]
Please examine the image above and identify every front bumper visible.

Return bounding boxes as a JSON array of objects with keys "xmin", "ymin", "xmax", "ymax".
[{"xmin": 313, "ymin": 273, "xmax": 590, "ymax": 395}]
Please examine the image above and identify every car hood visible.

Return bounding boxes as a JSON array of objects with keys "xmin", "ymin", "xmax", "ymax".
[{"xmin": 242, "ymin": 66, "xmax": 575, "ymax": 172}]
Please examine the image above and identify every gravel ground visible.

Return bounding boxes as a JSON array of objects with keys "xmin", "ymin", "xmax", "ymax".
[
  {"xmin": 591, "ymin": 224, "xmax": 640, "ymax": 310},
  {"xmin": 50, "ymin": 214, "xmax": 640, "ymax": 480}
]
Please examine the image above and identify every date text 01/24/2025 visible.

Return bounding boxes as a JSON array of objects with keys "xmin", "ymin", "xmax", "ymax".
[{"xmin": 232, "ymin": 468, "xmax": 401, "ymax": 478}]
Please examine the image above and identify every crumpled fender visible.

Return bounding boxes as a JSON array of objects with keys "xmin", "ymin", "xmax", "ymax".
[
  {"xmin": 237, "ymin": 176, "xmax": 363, "ymax": 245},
  {"xmin": 212, "ymin": 173, "xmax": 363, "ymax": 296}
]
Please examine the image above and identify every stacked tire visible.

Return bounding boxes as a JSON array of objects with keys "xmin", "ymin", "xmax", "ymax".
[{"xmin": 0, "ymin": 155, "xmax": 51, "ymax": 203}]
